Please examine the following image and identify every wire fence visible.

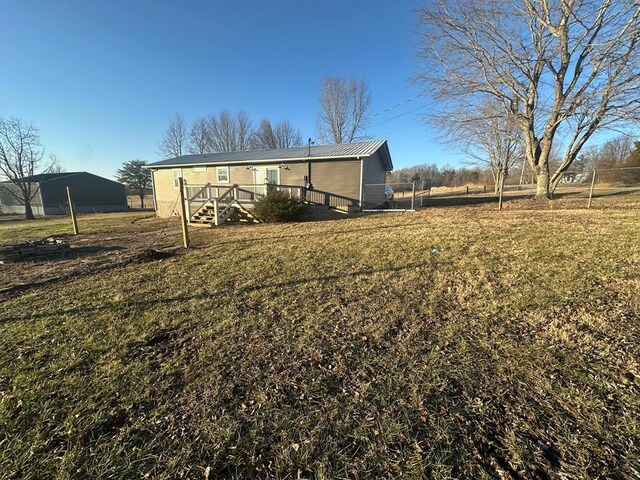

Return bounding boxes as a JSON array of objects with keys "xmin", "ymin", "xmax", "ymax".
[
  {"xmin": 363, "ymin": 180, "xmax": 431, "ymax": 210},
  {"xmin": 496, "ymin": 166, "xmax": 640, "ymax": 209},
  {"xmin": 365, "ymin": 167, "xmax": 640, "ymax": 211}
]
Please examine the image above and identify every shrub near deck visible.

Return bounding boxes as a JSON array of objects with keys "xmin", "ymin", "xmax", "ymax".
[
  {"xmin": 0, "ymin": 207, "xmax": 639, "ymax": 479},
  {"xmin": 253, "ymin": 190, "xmax": 307, "ymax": 222}
]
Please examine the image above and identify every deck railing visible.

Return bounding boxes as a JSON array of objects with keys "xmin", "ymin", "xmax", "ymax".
[{"xmin": 184, "ymin": 181, "xmax": 359, "ymax": 220}]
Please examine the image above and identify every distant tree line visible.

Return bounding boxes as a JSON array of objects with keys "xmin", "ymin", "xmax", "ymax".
[
  {"xmin": 158, "ymin": 112, "xmax": 304, "ymax": 159},
  {"xmin": 577, "ymin": 135, "xmax": 640, "ymax": 172},
  {"xmin": 387, "ymin": 163, "xmax": 489, "ymax": 188},
  {"xmin": 158, "ymin": 75, "xmax": 373, "ymax": 159},
  {"xmin": 389, "ymin": 134, "xmax": 639, "ymax": 190}
]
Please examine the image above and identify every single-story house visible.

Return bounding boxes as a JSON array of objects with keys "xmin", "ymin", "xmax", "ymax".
[
  {"xmin": 146, "ymin": 140, "xmax": 393, "ymax": 218},
  {"xmin": 0, "ymin": 172, "xmax": 128, "ymax": 216}
]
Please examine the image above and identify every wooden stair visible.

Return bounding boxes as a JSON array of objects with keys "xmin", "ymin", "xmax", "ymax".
[{"xmin": 190, "ymin": 201, "xmax": 261, "ymax": 227}]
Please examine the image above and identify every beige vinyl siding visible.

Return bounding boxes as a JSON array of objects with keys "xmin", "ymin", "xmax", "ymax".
[
  {"xmin": 280, "ymin": 162, "xmax": 308, "ymax": 185},
  {"xmin": 152, "ymin": 169, "xmax": 179, "ymax": 217},
  {"xmin": 310, "ymin": 159, "xmax": 361, "ymax": 200},
  {"xmin": 151, "ymin": 158, "xmax": 366, "ymax": 217}
]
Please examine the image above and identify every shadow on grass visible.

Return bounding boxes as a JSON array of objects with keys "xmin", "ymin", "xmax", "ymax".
[
  {"xmin": 424, "ymin": 195, "xmax": 501, "ymax": 207},
  {"xmin": 70, "ymin": 245, "xmax": 125, "ymax": 257},
  {"xmin": 204, "ymin": 219, "xmax": 433, "ymax": 249},
  {"xmin": 2, "ymin": 261, "xmax": 426, "ymax": 324}
]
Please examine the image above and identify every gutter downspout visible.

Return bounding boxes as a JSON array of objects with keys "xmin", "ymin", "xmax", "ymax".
[
  {"xmin": 358, "ymin": 156, "xmax": 364, "ymax": 210},
  {"xmin": 151, "ymin": 170, "xmax": 158, "ymax": 213}
]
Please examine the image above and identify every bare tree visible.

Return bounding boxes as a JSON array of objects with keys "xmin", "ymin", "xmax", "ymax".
[
  {"xmin": 316, "ymin": 76, "xmax": 372, "ymax": 144},
  {"xmin": 580, "ymin": 134, "xmax": 635, "ymax": 170},
  {"xmin": 251, "ymin": 119, "xmax": 304, "ymax": 150},
  {"xmin": 207, "ymin": 110, "xmax": 254, "ymax": 152},
  {"xmin": 0, "ymin": 117, "xmax": 54, "ymax": 220},
  {"xmin": 598, "ymin": 135, "xmax": 635, "ymax": 169},
  {"xmin": 48, "ymin": 154, "xmax": 64, "ymax": 173},
  {"xmin": 626, "ymin": 141, "xmax": 640, "ymax": 167},
  {"xmin": 251, "ymin": 119, "xmax": 278, "ymax": 150},
  {"xmin": 158, "ymin": 113, "xmax": 187, "ymax": 159},
  {"xmin": 273, "ymin": 120, "xmax": 304, "ymax": 148},
  {"xmin": 188, "ymin": 118, "xmax": 213, "ymax": 154},
  {"xmin": 434, "ymin": 98, "xmax": 523, "ymax": 193},
  {"xmin": 416, "ymin": 0, "xmax": 640, "ymax": 197}
]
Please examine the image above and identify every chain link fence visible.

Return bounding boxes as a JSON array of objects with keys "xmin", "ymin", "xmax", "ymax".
[
  {"xmin": 363, "ymin": 180, "xmax": 431, "ymax": 210},
  {"xmin": 494, "ymin": 167, "xmax": 640, "ymax": 209},
  {"xmin": 366, "ymin": 167, "xmax": 640, "ymax": 211}
]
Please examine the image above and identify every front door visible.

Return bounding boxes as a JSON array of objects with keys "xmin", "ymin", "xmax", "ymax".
[{"xmin": 253, "ymin": 166, "xmax": 280, "ymax": 195}]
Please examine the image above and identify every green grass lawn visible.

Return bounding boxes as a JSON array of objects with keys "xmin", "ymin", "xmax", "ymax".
[{"xmin": 1, "ymin": 208, "xmax": 639, "ymax": 479}]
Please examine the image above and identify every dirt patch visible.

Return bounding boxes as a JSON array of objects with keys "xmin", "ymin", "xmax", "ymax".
[
  {"xmin": 0, "ymin": 245, "xmax": 181, "ymax": 302},
  {"xmin": 129, "ymin": 248, "xmax": 177, "ymax": 264}
]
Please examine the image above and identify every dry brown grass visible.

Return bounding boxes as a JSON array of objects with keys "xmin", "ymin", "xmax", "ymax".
[{"xmin": 0, "ymin": 206, "xmax": 639, "ymax": 479}]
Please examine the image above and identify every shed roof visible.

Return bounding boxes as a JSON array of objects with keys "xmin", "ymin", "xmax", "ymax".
[
  {"xmin": 1, "ymin": 172, "xmax": 123, "ymax": 186},
  {"xmin": 146, "ymin": 140, "xmax": 393, "ymax": 170},
  {"xmin": 17, "ymin": 172, "xmax": 79, "ymax": 183}
]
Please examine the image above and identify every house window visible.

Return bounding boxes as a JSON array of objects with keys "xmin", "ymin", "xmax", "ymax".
[
  {"xmin": 216, "ymin": 166, "xmax": 229, "ymax": 183},
  {"xmin": 172, "ymin": 168, "xmax": 182, "ymax": 188},
  {"xmin": 193, "ymin": 166, "xmax": 206, "ymax": 172}
]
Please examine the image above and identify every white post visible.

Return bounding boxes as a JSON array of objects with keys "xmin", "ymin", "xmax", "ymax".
[
  {"xmin": 411, "ymin": 181, "xmax": 416, "ymax": 210},
  {"xmin": 587, "ymin": 170, "xmax": 596, "ymax": 209},
  {"xmin": 214, "ymin": 199, "xmax": 220, "ymax": 226}
]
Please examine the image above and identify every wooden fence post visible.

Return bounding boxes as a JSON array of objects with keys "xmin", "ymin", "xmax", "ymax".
[
  {"xmin": 587, "ymin": 170, "xmax": 596, "ymax": 209},
  {"xmin": 66, "ymin": 186, "xmax": 79, "ymax": 235},
  {"xmin": 178, "ymin": 177, "xmax": 190, "ymax": 248}
]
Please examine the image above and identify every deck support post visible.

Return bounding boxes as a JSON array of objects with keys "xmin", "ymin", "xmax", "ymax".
[{"xmin": 213, "ymin": 199, "xmax": 220, "ymax": 226}]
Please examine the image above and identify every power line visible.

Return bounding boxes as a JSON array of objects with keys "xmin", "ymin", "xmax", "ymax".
[
  {"xmin": 369, "ymin": 102, "xmax": 436, "ymax": 128},
  {"xmin": 369, "ymin": 93, "xmax": 427, "ymax": 119}
]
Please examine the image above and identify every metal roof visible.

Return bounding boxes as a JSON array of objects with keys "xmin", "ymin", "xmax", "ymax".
[
  {"xmin": 146, "ymin": 140, "xmax": 393, "ymax": 170},
  {"xmin": 17, "ymin": 172, "xmax": 79, "ymax": 183}
]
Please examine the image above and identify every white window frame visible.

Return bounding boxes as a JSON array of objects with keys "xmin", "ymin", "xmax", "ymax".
[
  {"xmin": 265, "ymin": 167, "xmax": 280, "ymax": 185},
  {"xmin": 216, "ymin": 166, "xmax": 229, "ymax": 183},
  {"xmin": 172, "ymin": 168, "xmax": 182, "ymax": 189}
]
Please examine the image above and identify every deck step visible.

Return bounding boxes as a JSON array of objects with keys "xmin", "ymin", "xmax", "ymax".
[{"xmin": 189, "ymin": 200, "xmax": 262, "ymax": 226}]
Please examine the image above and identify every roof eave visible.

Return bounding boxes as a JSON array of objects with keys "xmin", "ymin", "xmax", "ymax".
[{"xmin": 145, "ymin": 154, "xmax": 377, "ymax": 169}]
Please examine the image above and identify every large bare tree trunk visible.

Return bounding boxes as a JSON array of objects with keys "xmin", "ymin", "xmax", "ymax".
[
  {"xmin": 535, "ymin": 170, "xmax": 550, "ymax": 198},
  {"xmin": 24, "ymin": 200, "xmax": 35, "ymax": 220}
]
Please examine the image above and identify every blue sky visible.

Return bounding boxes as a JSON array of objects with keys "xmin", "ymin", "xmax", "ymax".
[{"xmin": 1, "ymin": 0, "xmax": 457, "ymax": 179}]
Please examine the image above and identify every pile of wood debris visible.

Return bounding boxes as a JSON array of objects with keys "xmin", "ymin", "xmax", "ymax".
[{"xmin": 0, "ymin": 238, "xmax": 71, "ymax": 263}]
